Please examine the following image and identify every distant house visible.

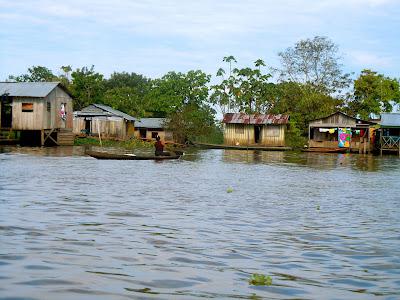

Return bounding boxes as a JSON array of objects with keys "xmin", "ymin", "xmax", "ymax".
[
  {"xmin": 222, "ymin": 113, "xmax": 289, "ymax": 146},
  {"xmin": 379, "ymin": 113, "xmax": 400, "ymax": 155},
  {"xmin": 73, "ymin": 104, "xmax": 135, "ymax": 140},
  {"xmin": 133, "ymin": 118, "xmax": 173, "ymax": 142},
  {"xmin": 308, "ymin": 111, "xmax": 376, "ymax": 153},
  {"xmin": 0, "ymin": 82, "xmax": 74, "ymax": 146}
]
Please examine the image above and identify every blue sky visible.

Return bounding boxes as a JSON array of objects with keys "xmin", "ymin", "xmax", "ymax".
[{"xmin": 0, "ymin": 0, "xmax": 399, "ymax": 81}]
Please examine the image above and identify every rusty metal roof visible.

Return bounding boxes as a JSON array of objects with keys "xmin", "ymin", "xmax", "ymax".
[{"xmin": 223, "ymin": 113, "xmax": 289, "ymax": 125}]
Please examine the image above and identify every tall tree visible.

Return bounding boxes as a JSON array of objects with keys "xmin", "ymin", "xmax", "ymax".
[
  {"xmin": 105, "ymin": 72, "xmax": 151, "ymax": 97},
  {"xmin": 211, "ymin": 58, "xmax": 272, "ymax": 114},
  {"xmin": 103, "ymin": 87, "xmax": 147, "ymax": 117},
  {"xmin": 277, "ymin": 36, "xmax": 350, "ymax": 94},
  {"xmin": 8, "ymin": 66, "xmax": 57, "ymax": 82},
  {"xmin": 70, "ymin": 66, "xmax": 104, "ymax": 110},
  {"xmin": 347, "ymin": 69, "xmax": 400, "ymax": 119},
  {"xmin": 148, "ymin": 70, "xmax": 214, "ymax": 142}
]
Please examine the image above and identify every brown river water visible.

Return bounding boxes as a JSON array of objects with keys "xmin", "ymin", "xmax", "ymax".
[{"xmin": 0, "ymin": 146, "xmax": 399, "ymax": 299}]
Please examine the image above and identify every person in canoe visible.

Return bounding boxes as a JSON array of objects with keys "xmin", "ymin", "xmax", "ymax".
[{"xmin": 154, "ymin": 135, "xmax": 168, "ymax": 156}]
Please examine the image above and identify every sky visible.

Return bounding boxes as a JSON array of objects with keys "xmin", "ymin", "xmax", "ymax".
[{"xmin": 0, "ymin": 0, "xmax": 399, "ymax": 81}]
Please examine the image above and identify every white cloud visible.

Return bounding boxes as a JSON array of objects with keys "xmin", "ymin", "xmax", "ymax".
[{"xmin": 348, "ymin": 51, "xmax": 392, "ymax": 68}]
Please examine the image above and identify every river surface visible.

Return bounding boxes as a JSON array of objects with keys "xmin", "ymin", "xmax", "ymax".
[{"xmin": 0, "ymin": 146, "xmax": 399, "ymax": 300}]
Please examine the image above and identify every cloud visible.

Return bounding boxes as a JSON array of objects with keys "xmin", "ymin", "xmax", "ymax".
[{"xmin": 348, "ymin": 51, "xmax": 392, "ymax": 69}]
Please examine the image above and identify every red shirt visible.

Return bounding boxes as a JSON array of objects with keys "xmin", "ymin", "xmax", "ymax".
[{"xmin": 155, "ymin": 140, "xmax": 164, "ymax": 152}]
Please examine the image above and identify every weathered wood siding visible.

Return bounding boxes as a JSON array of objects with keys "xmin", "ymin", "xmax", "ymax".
[
  {"xmin": 309, "ymin": 113, "xmax": 356, "ymax": 127},
  {"xmin": 261, "ymin": 125, "xmax": 286, "ymax": 146},
  {"xmin": 224, "ymin": 124, "xmax": 255, "ymax": 145},
  {"xmin": 133, "ymin": 129, "xmax": 170, "ymax": 142},
  {"xmin": 12, "ymin": 98, "xmax": 44, "ymax": 130},
  {"xmin": 224, "ymin": 124, "xmax": 286, "ymax": 146},
  {"xmin": 11, "ymin": 86, "xmax": 73, "ymax": 131},
  {"xmin": 73, "ymin": 116, "xmax": 127, "ymax": 139}
]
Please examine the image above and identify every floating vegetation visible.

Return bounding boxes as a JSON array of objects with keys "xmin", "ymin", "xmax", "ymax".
[
  {"xmin": 226, "ymin": 187, "xmax": 234, "ymax": 193},
  {"xmin": 316, "ymin": 205, "xmax": 320, "ymax": 210},
  {"xmin": 248, "ymin": 273, "xmax": 272, "ymax": 286}
]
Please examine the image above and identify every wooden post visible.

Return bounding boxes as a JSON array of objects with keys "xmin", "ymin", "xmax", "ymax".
[
  {"xmin": 380, "ymin": 135, "xmax": 383, "ymax": 156},
  {"xmin": 41, "ymin": 130, "xmax": 44, "ymax": 146}
]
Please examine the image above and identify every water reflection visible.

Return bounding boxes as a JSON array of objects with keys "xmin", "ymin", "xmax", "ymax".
[{"xmin": 0, "ymin": 146, "xmax": 399, "ymax": 299}]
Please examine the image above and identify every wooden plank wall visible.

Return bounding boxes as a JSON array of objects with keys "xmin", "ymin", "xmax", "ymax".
[
  {"xmin": 12, "ymin": 98, "xmax": 44, "ymax": 130},
  {"xmin": 261, "ymin": 125, "xmax": 285, "ymax": 146},
  {"xmin": 224, "ymin": 124, "xmax": 286, "ymax": 146},
  {"xmin": 224, "ymin": 124, "xmax": 254, "ymax": 145}
]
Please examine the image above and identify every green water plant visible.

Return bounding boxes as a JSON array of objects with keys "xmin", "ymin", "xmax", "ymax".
[
  {"xmin": 226, "ymin": 187, "xmax": 234, "ymax": 193},
  {"xmin": 248, "ymin": 273, "xmax": 272, "ymax": 286}
]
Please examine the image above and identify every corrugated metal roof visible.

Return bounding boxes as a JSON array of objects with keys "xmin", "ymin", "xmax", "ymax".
[
  {"xmin": 222, "ymin": 113, "xmax": 289, "ymax": 125},
  {"xmin": 0, "ymin": 82, "xmax": 61, "ymax": 97},
  {"xmin": 135, "ymin": 118, "xmax": 166, "ymax": 128},
  {"xmin": 380, "ymin": 113, "xmax": 400, "ymax": 127}
]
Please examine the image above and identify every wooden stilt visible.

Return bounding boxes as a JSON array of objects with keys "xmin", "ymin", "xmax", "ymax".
[{"xmin": 41, "ymin": 130, "xmax": 44, "ymax": 146}]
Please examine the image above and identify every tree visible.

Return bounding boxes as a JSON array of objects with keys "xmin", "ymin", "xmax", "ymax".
[
  {"xmin": 70, "ymin": 66, "xmax": 104, "ymax": 110},
  {"xmin": 269, "ymin": 82, "xmax": 342, "ymax": 134},
  {"xmin": 211, "ymin": 58, "xmax": 273, "ymax": 114},
  {"xmin": 103, "ymin": 86, "xmax": 147, "ymax": 117},
  {"xmin": 147, "ymin": 70, "xmax": 214, "ymax": 142},
  {"xmin": 105, "ymin": 72, "xmax": 151, "ymax": 97},
  {"xmin": 8, "ymin": 66, "xmax": 57, "ymax": 82},
  {"xmin": 347, "ymin": 69, "xmax": 400, "ymax": 119},
  {"xmin": 277, "ymin": 36, "xmax": 350, "ymax": 94}
]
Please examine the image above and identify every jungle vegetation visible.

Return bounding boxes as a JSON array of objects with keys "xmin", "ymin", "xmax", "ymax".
[{"xmin": 6, "ymin": 36, "xmax": 400, "ymax": 145}]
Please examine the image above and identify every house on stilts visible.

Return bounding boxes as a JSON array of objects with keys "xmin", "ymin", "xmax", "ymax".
[
  {"xmin": 379, "ymin": 113, "xmax": 400, "ymax": 156},
  {"xmin": 0, "ymin": 82, "xmax": 74, "ymax": 146},
  {"xmin": 308, "ymin": 111, "xmax": 377, "ymax": 153}
]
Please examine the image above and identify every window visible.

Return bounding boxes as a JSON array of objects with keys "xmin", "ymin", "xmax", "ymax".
[
  {"xmin": 22, "ymin": 103, "xmax": 33, "ymax": 112},
  {"xmin": 268, "ymin": 126, "xmax": 281, "ymax": 137},
  {"xmin": 47, "ymin": 102, "xmax": 51, "ymax": 112},
  {"xmin": 235, "ymin": 125, "xmax": 244, "ymax": 134},
  {"xmin": 151, "ymin": 132, "xmax": 159, "ymax": 139}
]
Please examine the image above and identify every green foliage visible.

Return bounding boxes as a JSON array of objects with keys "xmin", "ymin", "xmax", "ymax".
[
  {"xmin": 8, "ymin": 66, "xmax": 57, "ymax": 82},
  {"xmin": 248, "ymin": 274, "xmax": 272, "ymax": 286},
  {"xmin": 105, "ymin": 72, "xmax": 151, "ymax": 96},
  {"xmin": 195, "ymin": 123, "xmax": 224, "ymax": 144},
  {"xmin": 211, "ymin": 58, "xmax": 273, "ymax": 114},
  {"xmin": 166, "ymin": 103, "xmax": 216, "ymax": 144},
  {"xmin": 74, "ymin": 137, "xmax": 153, "ymax": 149},
  {"xmin": 347, "ymin": 69, "xmax": 400, "ymax": 119},
  {"xmin": 103, "ymin": 87, "xmax": 147, "ymax": 117},
  {"xmin": 285, "ymin": 119, "xmax": 307, "ymax": 149},
  {"xmin": 70, "ymin": 66, "xmax": 105, "ymax": 110},
  {"xmin": 226, "ymin": 187, "xmax": 233, "ymax": 193}
]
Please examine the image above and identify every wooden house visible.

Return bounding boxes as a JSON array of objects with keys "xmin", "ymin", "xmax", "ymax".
[
  {"xmin": 73, "ymin": 104, "xmax": 135, "ymax": 140},
  {"xmin": 222, "ymin": 113, "xmax": 289, "ymax": 147},
  {"xmin": 133, "ymin": 118, "xmax": 173, "ymax": 142},
  {"xmin": 308, "ymin": 111, "xmax": 376, "ymax": 153},
  {"xmin": 379, "ymin": 113, "xmax": 400, "ymax": 155},
  {"xmin": 0, "ymin": 82, "xmax": 74, "ymax": 146}
]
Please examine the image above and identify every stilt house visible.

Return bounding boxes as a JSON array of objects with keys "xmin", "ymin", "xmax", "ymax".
[
  {"xmin": 308, "ymin": 111, "xmax": 376, "ymax": 153},
  {"xmin": 379, "ymin": 113, "xmax": 400, "ymax": 155},
  {"xmin": 73, "ymin": 104, "xmax": 135, "ymax": 140},
  {"xmin": 222, "ymin": 113, "xmax": 289, "ymax": 146},
  {"xmin": 0, "ymin": 82, "xmax": 74, "ymax": 146}
]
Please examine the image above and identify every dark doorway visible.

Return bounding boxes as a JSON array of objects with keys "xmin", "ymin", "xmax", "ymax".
[
  {"xmin": 140, "ymin": 129, "xmax": 146, "ymax": 139},
  {"xmin": 254, "ymin": 126, "xmax": 262, "ymax": 144},
  {"xmin": 1, "ymin": 94, "xmax": 12, "ymax": 128},
  {"xmin": 85, "ymin": 119, "xmax": 91, "ymax": 134}
]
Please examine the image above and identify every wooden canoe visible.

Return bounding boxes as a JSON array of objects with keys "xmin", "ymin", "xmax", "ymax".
[
  {"xmin": 302, "ymin": 147, "xmax": 348, "ymax": 153},
  {"xmin": 86, "ymin": 150, "xmax": 182, "ymax": 160}
]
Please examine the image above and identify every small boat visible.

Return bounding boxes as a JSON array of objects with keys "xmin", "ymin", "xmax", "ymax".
[
  {"xmin": 302, "ymin": 147, "xmax": 348, "ymax": 153},
  {"xmin": 86, "ymin": 150, "xmax": 183, "ymax": 160}
]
